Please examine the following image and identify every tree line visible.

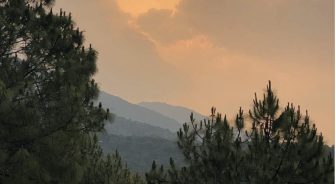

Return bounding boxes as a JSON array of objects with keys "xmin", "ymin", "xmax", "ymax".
[{"xmin": 0, "ymin": 0, "xmax": 333, "ymax": 183}]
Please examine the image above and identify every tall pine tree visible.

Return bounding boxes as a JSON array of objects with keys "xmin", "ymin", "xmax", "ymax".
[
  {"xmin": 0, "ymin": 0, "xmax": 116, "ymax": 183},
  {"xmin": 146, "ymin": 81, "xmax": 334, "ymax": 184}
]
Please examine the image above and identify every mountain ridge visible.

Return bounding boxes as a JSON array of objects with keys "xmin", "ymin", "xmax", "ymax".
[
  {"xmin": 98, "ymin": 91, "xmax": 181, "ymax": 132},
  {"xmin": 138, "ymin": 101, "xmax": 207, "ymax": 124},
  {"xmin": 105, "ymin": 116, "xmax": 176, "ymax": 141}
]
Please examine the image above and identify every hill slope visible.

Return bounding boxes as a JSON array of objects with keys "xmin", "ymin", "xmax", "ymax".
[
  {"xmin": 99, "ymin": 134, "xmax": 184, "ymax": 173},
  {"xmin": 138, "ymin": 102, "xmax": 207, "ymax": 124},
  {"xmin": 105, "ymin": 116, "xmax": 176, "ymax": 140},
  {"xmin": 98, "ymin": 92, "xmax": 181, "ymax": 132}
]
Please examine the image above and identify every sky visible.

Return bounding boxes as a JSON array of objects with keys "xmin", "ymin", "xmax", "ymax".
[{"xmin": 55, "ymin": 0, "xmax": 334, "ymax": 144}]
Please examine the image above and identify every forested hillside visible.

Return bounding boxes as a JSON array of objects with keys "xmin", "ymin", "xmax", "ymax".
[
  {"xmin": 105, "ymin": 116, "xmax": 177, "ymax": 140},
  {"xmin": 99, "ymin": 134, "xmax": 183, "ymax": 173}
]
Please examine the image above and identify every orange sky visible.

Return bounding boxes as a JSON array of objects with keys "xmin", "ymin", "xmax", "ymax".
[
  {"xmin": 115, "ymin": 0, "xmax": 180, "ymax": 16},
  {"xmin": 55, "ymin": 0, "xmax": 334, "ymax": 144}
]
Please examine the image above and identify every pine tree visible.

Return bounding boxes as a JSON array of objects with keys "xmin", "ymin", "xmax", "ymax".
[
  {"xmin": 146, "ymin": 81, "xmax": 334, "ymax": 184},
  {"xmin": 0, "ymin": 0, "xmax": 111, "ymax": 183},
  {"xmin": 82, "ymin": 135, "xmax": 145, "ymax": 184},
  {"xmin": 244, "ymin": 81, "xmax": 334, "ymax": 183}
]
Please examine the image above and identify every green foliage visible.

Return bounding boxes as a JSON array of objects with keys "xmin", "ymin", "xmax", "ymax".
[
  {"xmin": 146, "ymin": 81, "xmax": 334, "ymax": 184},
  {"xmin": 0, "ymin": 1, "xmax": 144, "ymax": 183},
  {"xmin": 82, "ymin": 135, "xmax": 145, "ymax": 184},
  {"xmin": 99, "ymin": 133, "xmax": 184, "ymax": 173}
]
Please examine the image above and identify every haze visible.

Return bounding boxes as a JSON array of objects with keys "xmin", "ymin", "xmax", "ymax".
[{"xmin": 55, "ymin": 0, "xmax": 334, "ymax": 144}]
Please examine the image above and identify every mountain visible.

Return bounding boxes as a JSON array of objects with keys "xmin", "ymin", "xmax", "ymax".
[
  {"xmin": 98, "ymin": 92, "xmax": 181, "ymax": 132},
  {"xmin": 105, "ymin": 116, "xmax": 176, "ymax": 140},
  {"xmin": 138, "ymin": 102, "xmax": 207, "ymax": 124},
  {"xmin": 99, "ymin": 134, "xmax": 184, "ymax": 173},
  {"xmin": 138, "ymin": 102, "xmax": 247, "ymax": 139}
]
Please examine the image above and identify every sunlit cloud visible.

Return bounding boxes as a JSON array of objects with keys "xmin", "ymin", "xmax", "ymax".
[
  {"xmin": 115, "ymin": 0, "xmax": 180, "ymax": 17},
  {"xmin": 55, "ymin": 0, "xmax": 334, "ymax": 143}
]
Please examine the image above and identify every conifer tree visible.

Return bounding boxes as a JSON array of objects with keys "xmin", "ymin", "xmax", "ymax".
[
  {"xmin": 146, "ymin": 81, "xmax": 334, "ymax": 184},
  {"xmin": 82, "ymin": 135, "xmax": 145, "ymax": 184},
  {"xmin": 0, "ymin": 0, "xmax": 113, "ymax": 183}
]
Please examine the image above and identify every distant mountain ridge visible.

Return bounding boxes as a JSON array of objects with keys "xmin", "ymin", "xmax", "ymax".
[
  {"xmin": 98, "ymin": 92, "xmax": 181, "ymax": 132},
  {"xmin": 98, "ymin": 91, "xmax": 252, "ymax": 172},
  {"xmin": 105, "ymin": 116, "xmax": 176, "ymax": 140},
  {"xmin": 138, "ymin": 101, "xmax": 207, "ymax": 124},
  {"xmin": 97, "ymin": 91, "xmax": 209, "ymax": 173}
]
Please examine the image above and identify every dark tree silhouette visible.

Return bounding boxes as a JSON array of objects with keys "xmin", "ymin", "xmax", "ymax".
[
  {"xmin": 146, "ymin": 81, "xmax": 334, "ymax": 184},
  {"xmin": 0, "ymin": 1, "xmax": 143, "ymax": 183}
]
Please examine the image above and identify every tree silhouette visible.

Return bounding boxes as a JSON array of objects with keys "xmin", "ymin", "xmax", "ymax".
[
  {"xmin": 146, "ymin": 81, "xmax": 334, "ymax": 184},
  {"xmin": 0, "ymin": 1, "xmax": 144, "ymax": 183}
]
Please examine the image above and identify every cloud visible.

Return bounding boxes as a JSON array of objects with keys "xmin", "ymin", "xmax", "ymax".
[
  {"xmin": 136, "ymin": 9, "xmax": 193, "ymax": 44},
  {"xmin": 132, "ymin": 0, "xmax": 334, "ymax": 142},
  {"xmin": 55, "ymin": 0, "xmax": 188, "ymax": 101},
  {"xmin": 55, "ymin": 0, "xmax": 334, "ymax": 143},
  {"xmin": 137, "ymin": 0, "xmax": 333, "ymax": 62},
  {"xmin": 115, "ymin": 0, "xmax": 180, "ymax": 17}
]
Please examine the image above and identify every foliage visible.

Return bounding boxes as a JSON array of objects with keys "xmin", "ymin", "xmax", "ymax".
[
  {"xmin": 82, "ymin": 135, "xmax": 144, "ymax": 184},
  {"xmin": 0, "ymin": 0, "xmax": 143, "ymax": 183},
  {"xmin": 99, "ymin": 133, "xmax": 184, "ymax": 173},
  {"xmin": 146, "ymin": 81, "xmax": 334, "ymax": 184}
]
